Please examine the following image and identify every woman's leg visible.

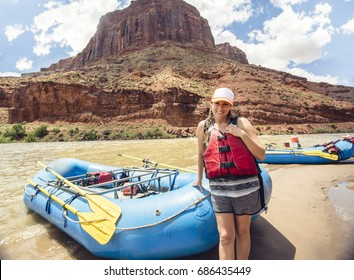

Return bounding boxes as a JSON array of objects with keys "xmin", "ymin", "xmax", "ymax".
[
  {"xmin": 234, "ymin": 215, "xmax": 252, "ymax": 260},
  {"xmin": 215, "ymin": 213, "xmax": 236, "ymax": 260}
]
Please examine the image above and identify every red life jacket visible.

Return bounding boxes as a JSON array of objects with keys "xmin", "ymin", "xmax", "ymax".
[{"xmin": 203, "ymin": 124, "xmax": 259, "ymax": 179}]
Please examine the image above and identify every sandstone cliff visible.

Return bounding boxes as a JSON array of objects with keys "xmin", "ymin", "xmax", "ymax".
[
  {"xmin": 0, "ymin": 80, "xmax": 200, "ymax": 126},
  {"xmin": 49, "ymin": 0, "xmax": 216, "ymax": 70},
  {"xmin": 215, "ymin": 42, "xmax": 248, "ymax": 64}
]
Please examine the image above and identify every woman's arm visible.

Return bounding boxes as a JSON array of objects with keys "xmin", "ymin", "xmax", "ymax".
[{"xmin": 194, "ymin": 120, "xmax": 207, "ymax": 191}]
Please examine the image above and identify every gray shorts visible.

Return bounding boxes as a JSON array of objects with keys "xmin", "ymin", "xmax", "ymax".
[{"xmin": 211, "ymin": 190, "xmax": 262, "ymax": 215}]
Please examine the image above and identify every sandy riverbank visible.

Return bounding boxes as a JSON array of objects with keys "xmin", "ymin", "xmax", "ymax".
[{"xmin": 251, "ymin": 160, "xmax": 354, "ymax": 260}]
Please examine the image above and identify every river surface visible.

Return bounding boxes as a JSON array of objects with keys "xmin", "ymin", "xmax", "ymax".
[{"xmin": 0, "ymin": 133, "xmax": 353, "ymax": 260}]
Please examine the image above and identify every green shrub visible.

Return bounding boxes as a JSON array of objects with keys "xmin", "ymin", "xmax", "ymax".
[
  {"xmin": 102, "ymin": 130, "xmax": 111, "ymax": 136},
  {"xmin": 52, "ymin": 128, "xmax": 60, "ymax": 134},
  {"xmin": 81, "ymin": 130, "xmax": 98, "ymax": 141},
  {"xmin": 116, "ymin": 130, "xmax": 129, "ymax": 139},
  {"xmin": 3, "ymin": 123, "xmax": 26, "ymax": 140},
  {"xmin": 0, "ymin": 135, "xmax": 11, "ymax": 143},
  {"xmin": 143, "ymin": 128, "xmax": 165, "ymax": 139},
  {"xmin": 329, "ymin": 123, "xmax": 337, "ymax": 129},
  {"xmin": 34, "ymin": 125, "xmax": 49, "ymax": 138},
  {"xmin": 69, "ymin": 127, "xmax": 80, "ymax": 137},
  {"xmin": 24, "ymin": 133, "xmax": 37, "ymax": 142},
  {"xmin": 313, "ymin": 128, "xmax": 331, "ymax": 134}
]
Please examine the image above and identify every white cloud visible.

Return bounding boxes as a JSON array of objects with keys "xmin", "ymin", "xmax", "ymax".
[
  {"xmin": 0, "ymin": 72, "xmax": 21, "ymax": 77},
  {"xmin": 241, "ymin": 3, "xmax": 333, "ymax": 65},
  {"xmin": 340, "ymin": 18, "xmax": 354, "ymax": 35},
  {"xmin": 207, "ymin": 1, "xmax": 338, "ymax": 84},
  {"xmin": 16, "ymin": 57, "xmax": 33, "ymax": 71},
  {"xmin": 285, "ymin": 67, "xmax": 340, "ymax": 85},
  {"xmin": 4, "ymin": 24, "xmax": 26, "ymax": 42},
  {"xmin": 270, "ymin": 0, "xmax": 307, "ymax": 9},
  {"xmin": 31, "ymin": 0, "xmax": 119, "ymax": 56},
  {"xmin": 185, "ymin": 0, "xmax": 253, "ymax": 34}
]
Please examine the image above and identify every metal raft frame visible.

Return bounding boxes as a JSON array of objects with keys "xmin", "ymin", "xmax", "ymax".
[{"xmin": 44, "ymin": 166, "xmax": 180, "ymax": 199}]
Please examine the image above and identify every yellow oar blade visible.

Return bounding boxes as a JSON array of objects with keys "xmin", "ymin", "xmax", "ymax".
[
  {"xmin": 26, "ymin": 179, "xmax": 115, "ymax": 245},
  {"xmin": 77, "ymin": 212, "xmax": 116, "ymax": 245},
  {"xmin": 299, "ymin": 150, "xmax": 338, "ymax": 160},
  {"xmin": 86, "ymin": 194, "xmax": 121, "ymax": 223},
  {"xmin": 37, "ymin": 161, "xmax": 122, "ymax": 223}
]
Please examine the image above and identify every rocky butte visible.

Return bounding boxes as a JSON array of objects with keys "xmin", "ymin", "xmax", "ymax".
[{"xmin": 0, "ymin": 0, "xmax": 353, "ymax": 135}]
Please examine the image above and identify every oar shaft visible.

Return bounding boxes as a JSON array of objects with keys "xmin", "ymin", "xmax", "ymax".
[{"xmin": 118, "ymin": 153, "xmax": 197, "ymax": 173}]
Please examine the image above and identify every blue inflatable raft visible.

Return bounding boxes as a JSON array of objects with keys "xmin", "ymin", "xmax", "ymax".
[
  {"xmin": 24, "ymin": 158, "xmax": 272, "ymax": 259},
  {"xmin": 259, "ymin": 136, "xmax": 354, "ymax": 164}
]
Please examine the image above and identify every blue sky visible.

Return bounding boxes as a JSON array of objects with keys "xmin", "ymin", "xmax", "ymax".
[{"xmin": 1, "ymin": 0, "xmax": 354, "ymax": 86}]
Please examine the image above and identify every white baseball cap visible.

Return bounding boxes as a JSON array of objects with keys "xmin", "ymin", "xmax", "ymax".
[{"xmin": 211, "ymin": 87, "xmax": 234, "ymax": 106}]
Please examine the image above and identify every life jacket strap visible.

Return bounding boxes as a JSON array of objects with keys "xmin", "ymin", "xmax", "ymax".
[{"xmin": 220, "ymin": 162, "xmax": 236, "ymax": 169}]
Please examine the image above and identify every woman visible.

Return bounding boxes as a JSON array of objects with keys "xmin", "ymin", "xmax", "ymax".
[{"xmin": 194, "ymin": 87, "xmax": 265, "ymax": 260}]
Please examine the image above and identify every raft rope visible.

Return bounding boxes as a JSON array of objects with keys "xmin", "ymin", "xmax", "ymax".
[
  {"xmin": 115, "ymin": 193, "xmax": 211, "ymax": 231},
  {"xmin": 45, "ymin": 179, "xmax": 68, "ymax": 215},
  {"xmin": 60, "ymin": 193, "xmax": 211, "ymax": 230},
  {"xmin": 62, "ymin": 193, "xmax": 80, "ymax": 227},
  {"xmin": 62, "ymin": 211, "xmax": 109, "ymax": 224},
  {"xmin": 24, "ymin": 187, "xmax": 40, "ymax": 201}
]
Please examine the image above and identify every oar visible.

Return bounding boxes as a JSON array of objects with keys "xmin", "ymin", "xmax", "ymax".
[
  {"xmin": 37, "ymin": 161, "xmax": 121, "ymax": 223},
  {"xmin": 26, "ymin": 179, "xmax": 115, "ymax": 245},
  {"xmin": 299, "ymin": 150, "xmax": 338, "ymax": 160},
  {"xmin": 118, "ymin": 153, "xmax": 197, "ymax": 173},
  {"xmin": 266, "ymin": 150, "xmax": 338, "ymax": 161}
]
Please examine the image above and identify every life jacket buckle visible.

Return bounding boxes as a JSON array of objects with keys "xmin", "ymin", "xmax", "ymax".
[
  {"xmin": 218, "ymin": 146, "xmax": 231, "ymax": 153},
  {"xmin": 217, "ymin": 134, "xmax": 227, "ymax": 140}
]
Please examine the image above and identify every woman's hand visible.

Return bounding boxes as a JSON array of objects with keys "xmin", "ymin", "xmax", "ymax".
[
  {"xmin": 193, "ymin": 180, "xmax": 204, "ymax": 193},
  {"xmin": 225, "ymin": 124, "xmax": 244, "ymax": 138}
]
